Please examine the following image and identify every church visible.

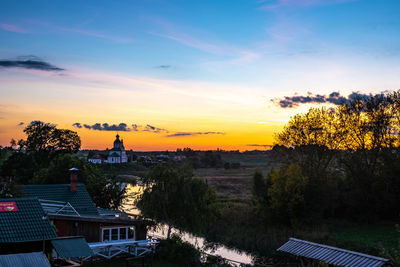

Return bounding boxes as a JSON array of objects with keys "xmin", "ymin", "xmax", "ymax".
[{"xmin": 107, "ymin": 134, "xmax": 128, "ymax": 163}]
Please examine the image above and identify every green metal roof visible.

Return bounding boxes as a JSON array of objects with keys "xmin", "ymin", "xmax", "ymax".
[
  {"xmin": 0, "ymin": 252, "xmax": 51, "ymax": 267},
  {"xmin": 0, "ymin": 198, "xmax": 57, "ymax": 243},
  {"xmin": 51, "ymin": 237, "xmax": 94, "ymax": 258},
  {"xmin": 22, "ymin": 184, "xmax": 99, "ymax": 216}
]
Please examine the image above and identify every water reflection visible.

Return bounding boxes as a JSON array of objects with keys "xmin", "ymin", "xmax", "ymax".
[{"xmin": 122, "ymin": 183, "xmax": 253, "ymax": 265}]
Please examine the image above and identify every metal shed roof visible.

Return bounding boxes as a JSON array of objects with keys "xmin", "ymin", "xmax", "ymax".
[
  {"xmin": 51, "ymin": 237, "xmax": 94, "ymax": 258},
  {"xmin": 277, "ymin": 238, "xmax": 390, "ymax": 267},
  {"xmin": 0, "ymin": 252, "xmax": 51, "ymax": 267}
]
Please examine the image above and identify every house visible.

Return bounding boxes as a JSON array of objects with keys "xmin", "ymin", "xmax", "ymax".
[
  {"xmin": 107, "ymin": 134, "xmax": 128, "ymax": 163},
  {"xmin": 0, "ymin": 198, "xmax": 57, "ymax": 255},
  {"xmin": 0, "ymin": 197, "xmax": 93, "ymax": 263},
  {"xmin": 88, "ymin": 154, "xmax": 105, "ymax": 164},
  {"xmin": 0, "ymin": 252, "xmax": 51, "ymax": 267},
  {"xmin": 21, "ymin": 171, "xmax": 151, "ymax": 243}
]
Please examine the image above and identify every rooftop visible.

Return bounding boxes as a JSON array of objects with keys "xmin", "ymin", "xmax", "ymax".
[
  {"xmin": 0, "ymin": 198, "xmax": 57, "ymax": 243},
  {"xmin": 22, "ymin": 184, "xmax": 99, "ymax": 216},
  {"xmin": 278, "ymin": 238, "xmax": 390, "ymax": 267}
]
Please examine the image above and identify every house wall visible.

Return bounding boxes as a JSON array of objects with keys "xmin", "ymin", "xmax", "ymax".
[{"xmin": 52, "ymin": 219, "xmax": 148, "ymax": 242}]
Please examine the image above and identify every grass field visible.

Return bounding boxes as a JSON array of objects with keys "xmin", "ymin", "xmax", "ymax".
[
  {"xmin": 194, "ymin": 167, "xmax": 269, "ymax": 200},
  {"xmin": 331, "ymin": 223, "xmax": 400, "ymax": 254}
]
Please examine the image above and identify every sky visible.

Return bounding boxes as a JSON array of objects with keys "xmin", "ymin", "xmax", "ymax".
[{"xmin": 1, "ymin": 0, "xmax": 400, "ymax": 151}]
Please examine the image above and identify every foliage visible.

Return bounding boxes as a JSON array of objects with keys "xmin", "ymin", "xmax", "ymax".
[
  {"xmin": 18, "ymin": 121, "xmax": 81, "ymax": 167},
  {"xmin": 137, "ymin": 163, "xmax": 217, "ymax": 237},
  {"xmin": 267, "ymin": 91, "xmax": 400, "ymax": 222},
  {"xmin": 268, "ymin": 164, "xmax": 308, "ymax": 222},
  {"xmin": 154, "ymin": 234, "xmax": 201, "ymax": 265}
]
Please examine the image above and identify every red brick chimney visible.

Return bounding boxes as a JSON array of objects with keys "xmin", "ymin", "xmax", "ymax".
[{"xmin": 69, "ymin": 167, "xmax": 79, "ymax": 192}]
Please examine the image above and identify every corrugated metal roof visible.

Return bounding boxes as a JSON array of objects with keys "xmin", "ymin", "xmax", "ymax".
[
  {"xmin": 51, "ymin": 237, "xmax": 94, "ymax": 258},
  {"xmin": 0, "ymin": 198, "xmax": 57, "ymax": 243},
  {"xmin": 277, "ymin": 238, "xmax": 390, "ymax": 267},
  {"xmin": 23, "ymin": 184, "xmax": 99, "ymax": 216},
  {"xmin": 0, "ymin": 252, "xmax": 51, "ymax": 267}
]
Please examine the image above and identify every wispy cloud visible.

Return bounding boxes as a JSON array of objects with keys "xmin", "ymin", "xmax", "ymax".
[
  {"xmin": 0, "ymin": 56, "xmax": 64, "ymax": 72},
  {"xmin": 25, "ymin": 19, "xmax": 132, "ymax": 43},
  {"xmin": 72, "ymin": 122, "xmax": 82, "ymax": 128},
  {"xmin": 0, "ymin": 23, "xmax": 29, "ymax": 33},
  {"xmin": 155, "ymin": 65, "xmax": 171, "ymax": 69},
  {"xmin": 146, "ymin": 17, "xmax": 259, "ymax": 63},
  {"xmin": 60, "ymin": 27, "xmax": 133, "ymax": 43},
  {"xmin": 143, "ymin": 124, "xmax": 169, "ymax": 133},
  {"xmin": 271, "ymin": 91, "xmax": 374, "ymax": 108},
  {"xmin": 166, "ymin": 132, "xmax": 225, "ymax": 137},
  {"xmin": 260, "ymin": 0, "xmax": 357, "ymax": 10}
]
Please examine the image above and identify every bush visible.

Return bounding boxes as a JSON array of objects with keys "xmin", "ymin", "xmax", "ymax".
[{"xmin": 154, "ymin": 234, "xmax": 201, "ymax": 265}]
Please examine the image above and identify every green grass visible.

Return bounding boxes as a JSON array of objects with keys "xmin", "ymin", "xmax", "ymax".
[{"xmin": 330, "ymin": 224, "xmax": 400, "ymax": 255}]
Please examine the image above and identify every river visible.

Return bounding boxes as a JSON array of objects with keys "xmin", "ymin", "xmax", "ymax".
[{"xmin": 122, "ymin": 183, "xmax": 254, "ymax": 265}]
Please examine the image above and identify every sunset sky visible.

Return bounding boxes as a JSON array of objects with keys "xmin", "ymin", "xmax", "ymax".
[{"xmin": 1, "ymin": 0, "xmax": 400, "ymax": 151}]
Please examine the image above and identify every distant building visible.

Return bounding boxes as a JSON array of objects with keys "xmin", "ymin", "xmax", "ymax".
[
  {"xmin": 88, "ymin": 154, "xmax": 105, "ymax": 164},
  {"xmin": 107, "ymin": 134, "xmax": 128, "ymax": 164}
]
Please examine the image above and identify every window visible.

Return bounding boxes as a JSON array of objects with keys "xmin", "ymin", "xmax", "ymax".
[
  {"xmin": 119, "ymin": 227, "xmax": 126, "ymax": 240},
  {"xmin": 128, "ymin": 227, "xmax": 134, "ymax": 239},
  {"xmin": 102, "ymin": 226, "xmax": 135, "ymax": 242},
  {"xmin": 103, "ymin": 229, "xmax": 110, "ymax": 241},
  {"xmin": 111, "ymin": 228, "xmax": 119, "ymax": 240}
]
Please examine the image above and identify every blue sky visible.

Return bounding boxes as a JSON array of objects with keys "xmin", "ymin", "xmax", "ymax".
[{"xmin": 1, "ymin": 0, "xmax": 400, "ymax": 150}]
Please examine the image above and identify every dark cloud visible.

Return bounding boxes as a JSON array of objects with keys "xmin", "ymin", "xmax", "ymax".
[
  {"xmin": 0, "ymin": 55, "xmax": 64, "ymax": 71},
  {"xmin": 143, "ymin": 124, "xmax": 169, "ymax": 133},
  {"xmin": 81, "ymin": 123, "xmax": 130, "ymax": 131},
  {"xmin": 166, "ymin": 132, "xmax": 225, "ymax": 137},
  {"xmin": 272, "ymin": 91, "xmax": 374, "ymax": 108},
  {"xmin": 17, "ymin": 122, "xmax": 24, "ymax": 126},
  {"xmin": 132, "ymin": 124, "xmax": 139, "ymax": 131},
  {"xmin": 72, "ymin": 122, "xmax": 82, "ymax": 129},
  {"xmin": 155, "ymin": 65, "xmax": 171, "ymax": 69},
  {"xmin": 73, "ymin": 122, "xmax": 169, "ymax": 133},
  {"xmin": 247, "ymin": 144, "xmax": 273, "ymax": 148}
]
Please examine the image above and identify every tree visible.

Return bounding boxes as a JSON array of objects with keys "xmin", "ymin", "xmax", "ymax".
[
  {"xmin": 31, "ymin": 153, "xmax": 126, "ymax": 209},
  {"xmin": 268, "ymin": 164, "xmax": 308, "ymax": 223},
  {"xmin": 137, "ymin": 163, "xmax": 217, "ymax": 238},
  {"xmin": 18, "ymin": 121, "xmax": 81, "ymax": 167}
]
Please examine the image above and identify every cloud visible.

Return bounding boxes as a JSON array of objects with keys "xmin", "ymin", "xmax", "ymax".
[
  {"xmin": 72, "ymin": 122, "xmax": 82, "ymax": 128},
  {"xmin": 261, "ymin": 0, "xmax": 357, "ymax": 10},
  {"xmin": 143, "ymin": 124, "xmax": 169, "ymax": 133},
  {"xmin": 155, "ymin": 65, "xmax": 171, "ymax": 69},
  {"xmin": 166, "ymin": 131, "xmax": 225, "ymax": 137},
  {"xmin": 60, "ymin": 27, "xmax": 133, "ymax": 43},
  {"xmin": 132, "ymin": 124, "xmax": 139, "ymax": 131},
  {"xmin": 17, "ymin": 122, "xmax": 24, "ymax": 126},
  {"xmin": 0, "ymin": 56, "xmax": 64, "ymax": 71},
  {"xmin": 272, "ymin": 91, "xmax": 374, "ymax": 108},
  {"xmin": 81, "ymin": 123, "xmax": 130, "ymax": 131},
  {"xmin": 0, "ymin": 23, "xmax": 29, "ymax": 33},
  {"xmin": 73, "ymin": 122, "xmax": 169, "ymax": 133}
]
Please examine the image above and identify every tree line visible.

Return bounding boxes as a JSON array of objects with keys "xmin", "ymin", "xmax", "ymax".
[{"xmin": 253, "ymin": 90, "xmax": 400, "ymax": 224}]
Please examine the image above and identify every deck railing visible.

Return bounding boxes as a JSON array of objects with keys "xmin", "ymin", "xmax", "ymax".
[{"xmin": 86, "ymin": 239, "xmax": 159, "ymax": 260}]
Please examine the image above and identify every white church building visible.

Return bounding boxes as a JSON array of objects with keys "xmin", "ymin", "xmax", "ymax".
[{"xmin": 107, "ymin": 134, "xmax": 128, "ymax": 163}]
